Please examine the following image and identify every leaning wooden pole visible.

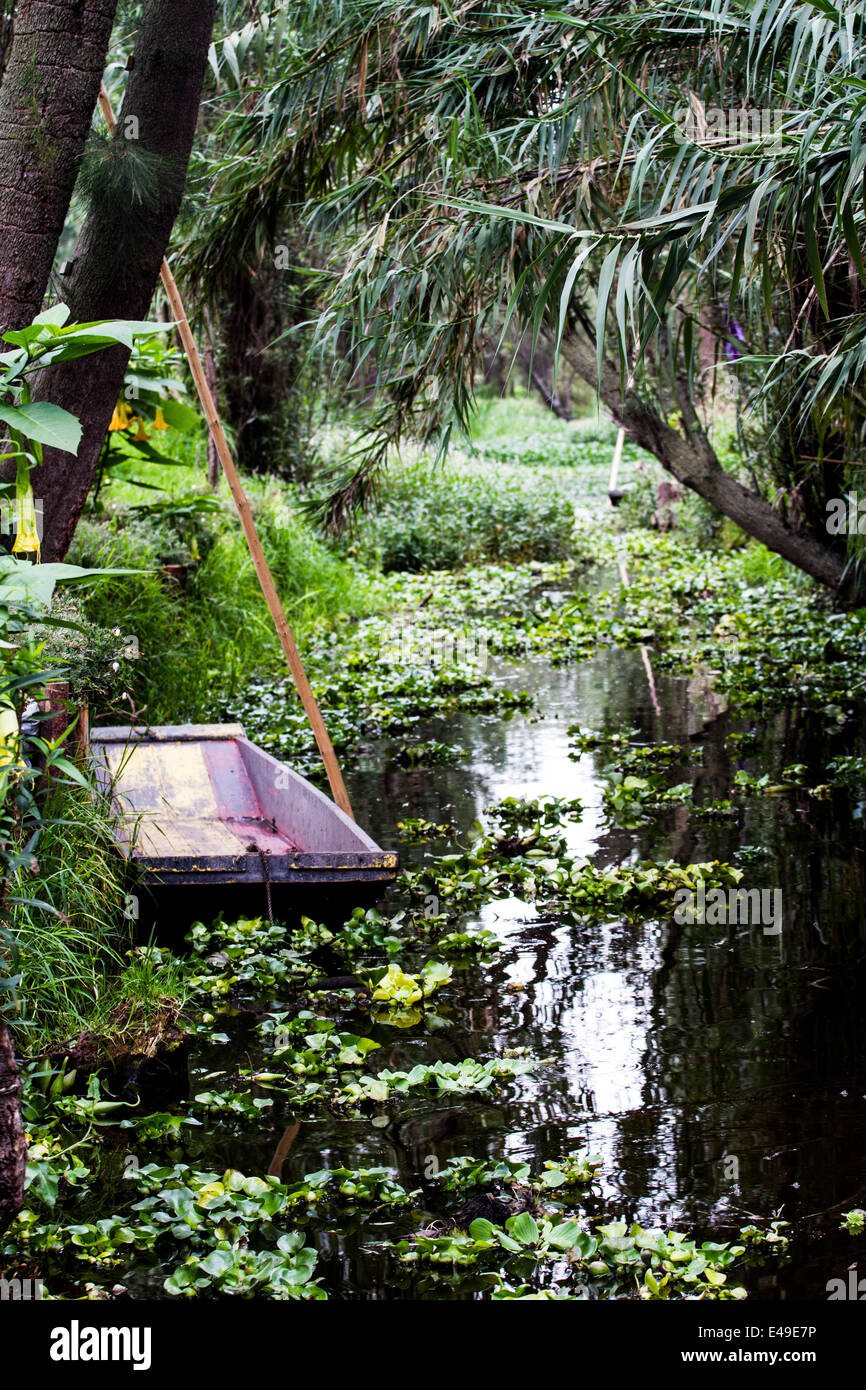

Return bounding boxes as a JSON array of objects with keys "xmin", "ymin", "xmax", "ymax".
[{"xmin": 98, "ymin": 86, "xmax": 354, "ymax": 820}]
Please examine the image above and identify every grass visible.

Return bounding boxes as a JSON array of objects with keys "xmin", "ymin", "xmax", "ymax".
[
  {"xmin": 9, "ymin": 780, "xmax": 130, "ymax": 1051},
  {"xmin": 85, "ymin": 944, "xmax": 189, "ymax": 1041},
  {"xmin": 468, "ymin": 390, "xmax": 619, "ymax": 446},
  {"xmin": 7, "ymin": 771, "xmax": 191, "ymax": 1053}
]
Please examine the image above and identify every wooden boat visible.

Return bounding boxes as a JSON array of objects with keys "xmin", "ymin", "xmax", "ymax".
[{"xmin": 90, "ymin": 723, "xmax": 397, "ymax": 891}]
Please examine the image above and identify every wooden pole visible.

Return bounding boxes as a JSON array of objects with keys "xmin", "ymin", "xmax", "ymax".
[
  {"xmin": 97, "ymin": 86, "xmax": 354, "ymax": 820},
  {"xmin": 202, "ymin": 309, "xmax": 220, "ymax": 490},
  {"xmin": 608, "ymin": 426, "xmax": 625, "ymax": 504}
]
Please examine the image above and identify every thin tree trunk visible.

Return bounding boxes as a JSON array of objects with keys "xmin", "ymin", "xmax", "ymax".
[
  {"xmin": 561, "ymin": 333, "xmax": 848, "ymax": 593},
  {"xmin": 0, "ymin": 0, "xmax": 118, "ymax": 331},
  {"xmin": 529, "ymin": 363, "xmax": 571, "ymax": 420},
  {"xmin": 33, "ymin": 0, "xmax": 217, "ymax": 560},
  {"xmin": 0, "ymin": 1020, "xmax": 25, "ymax": 1236}
]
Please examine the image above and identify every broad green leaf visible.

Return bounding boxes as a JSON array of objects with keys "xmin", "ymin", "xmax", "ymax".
[
  {"xmin": 33, "ymin": 304, "xmax": 71, "ymax": 327},
  {"xmin": 48, "ymin": 755, "xmax": 91, "ymax": 790},
  {"xmin": 158, "ymin": 399, "xmax": 201, "ymax": 433},
  {"xmin": 419, "ymin": 960, "xmax": 453, "ymax": 995},
  {"xmin": 0, "ymin": 401, "xmax": 81, "ymax": 453},
  {"xmin": 540, "ymin": 1167, "xmax": 565, "ymax": 1188},
  {"xmin": 199, "ymin": 1248, "xmax": 235, "ymax": 1276},
  {"xmin": 508, "ymin": 1211, "xmax": 539, "ymax": 1246},
  {"xmin": 468, "ymin": 1218, "xmax": 495, "ymax": 1241},
  {"xmin": 548, "ymin": 1220, "xmax": 585, "ymax": 1250},
  {"xmin": 0, "ymin": 557, "xmax": 144, "ymax": 609}
]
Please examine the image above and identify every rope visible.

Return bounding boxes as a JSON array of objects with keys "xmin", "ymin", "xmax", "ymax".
[
  {"xmin": 260, "ymin": 848, "xmax": 274, "ymax": 928},
  {"xmin": 246, "ymin": 842, "xmax": 274, "ymax": 927}
]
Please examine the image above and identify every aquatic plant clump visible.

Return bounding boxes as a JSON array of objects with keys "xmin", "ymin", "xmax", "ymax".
[{"xmin": 4, "ymin": 1078, "xmax": 792, "ymax": 1302}]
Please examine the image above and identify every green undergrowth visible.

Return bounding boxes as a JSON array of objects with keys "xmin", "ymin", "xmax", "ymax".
[
  {"xmin": 64, "ymin": 480, "xmax": 375, "ymax": 723},
  {"xmin": 617, "ymin": 533, "xmax": 866, "ymax": 728},
  {"xmin": 567, "ymin": 733, "xmax": 833, "ymax": 829},
  {"xmin": 6, "ymin": 1118, "xmax": 788, "ymax": 1300},
  {"xmin": 338, "ymin": 452, "xmax": 580, "ymax": 571},
  {"xmin": 229, "ymin": 525, "xmax": 866, "ymax": 793}
]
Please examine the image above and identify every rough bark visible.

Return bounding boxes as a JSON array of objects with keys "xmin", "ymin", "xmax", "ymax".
[
  {"xmin": 0, "ymin": 2, "xmax": 15, "ymax": 87},
  {"xmin": 33, "ymin": 0, "xmax": 217, "ymax": 560},
  {"xmin": 0, "ymin": 1020, "xmax": 25, "ymax": 1236},
  {"xmin": 0, "ymin": 0, "xmax": 118, "ymax": 331},
  {"xmin": 561, "ymin": 333, "xmax": 848, "ymax": 594}
]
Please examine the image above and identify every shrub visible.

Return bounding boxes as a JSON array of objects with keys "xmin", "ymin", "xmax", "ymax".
[{"xmin": 346, "ymin": 459, "xmax": 576, "ymax": 572}]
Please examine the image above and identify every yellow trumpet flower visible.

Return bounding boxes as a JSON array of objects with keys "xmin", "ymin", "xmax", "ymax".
[
  {"xmin": 0, "ymin": 700, "xmax": 20, "ymax": 770},
  {"xmin": 11, "ymin": 462, "xmax": 40, "ymax": 562},
  {"xmin": 152, "ymin": 407, "xmax": 168, "ymax": 430},
  {"xmin": 109, "ymin": 401, "xmax": 134, "ymax": 431},
  {"xmin": 0, "ymin": 699, "xmax": 27, "ymax": 795}
]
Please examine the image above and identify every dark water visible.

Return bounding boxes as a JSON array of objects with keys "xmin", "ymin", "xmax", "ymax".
[{"xmin": 171, "ymin": 632, "xmax": 866, "ymax": 1301}]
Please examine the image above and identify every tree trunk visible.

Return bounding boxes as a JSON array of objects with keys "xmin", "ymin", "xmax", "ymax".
[
  {"xmin": 561, "ymin": 333, "xmax": 848, "ymax": 594},
  {"xmin": 0, "ymin": 1020, "xmax": 25, "ymax": 1236},
  {"xmin": 0, "ymin": 0, "xmax": 118, "ymax": 331},
  {"xmin": 0, "ymin": 2, "xmax": 16, "ymax": 87},
  {"xmin": 33, "ymin": 0, "xmax": 217, "ymax": 561}
]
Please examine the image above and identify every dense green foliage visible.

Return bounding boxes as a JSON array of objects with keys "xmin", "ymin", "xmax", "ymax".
[
  {"xmin": 64, "ymin": 483, "xmax": 372, "ymax": 723},
  {"xmin": 342, "ymin": 452, "xmax": 576, "ymax": 572}
]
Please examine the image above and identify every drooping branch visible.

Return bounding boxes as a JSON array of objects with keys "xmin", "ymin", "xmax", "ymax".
[{"xmin": 560, "ymin": 333, "xmax": 848, "ymax": 593}]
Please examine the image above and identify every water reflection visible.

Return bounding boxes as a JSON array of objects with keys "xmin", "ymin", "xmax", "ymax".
[
  {"xmin": 332, "ymin": 641, "xmax": 866, "ymax": 1297},
  {"xmin": 268, "ymin": 1121, "xmax": 301, "ymax": 1178}
]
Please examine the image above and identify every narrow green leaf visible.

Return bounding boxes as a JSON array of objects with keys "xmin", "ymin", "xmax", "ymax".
[
  {"xmin": 595, "ymin": 244, "xmax": 622, "ymax": 384},
  {"xmin": 841, "ymin": 200, "xmax": 866, "ymax": 287}
]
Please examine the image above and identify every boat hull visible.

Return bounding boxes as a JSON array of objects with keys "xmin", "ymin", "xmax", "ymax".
[{"xmin": 90, "ymin": 723, "xmax": 397, "ymax": 891}]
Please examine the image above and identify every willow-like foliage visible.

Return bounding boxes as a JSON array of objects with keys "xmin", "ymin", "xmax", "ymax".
[{"xmin": 187, "ymin": 2, "xmax": 866, "ymax": 553}]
